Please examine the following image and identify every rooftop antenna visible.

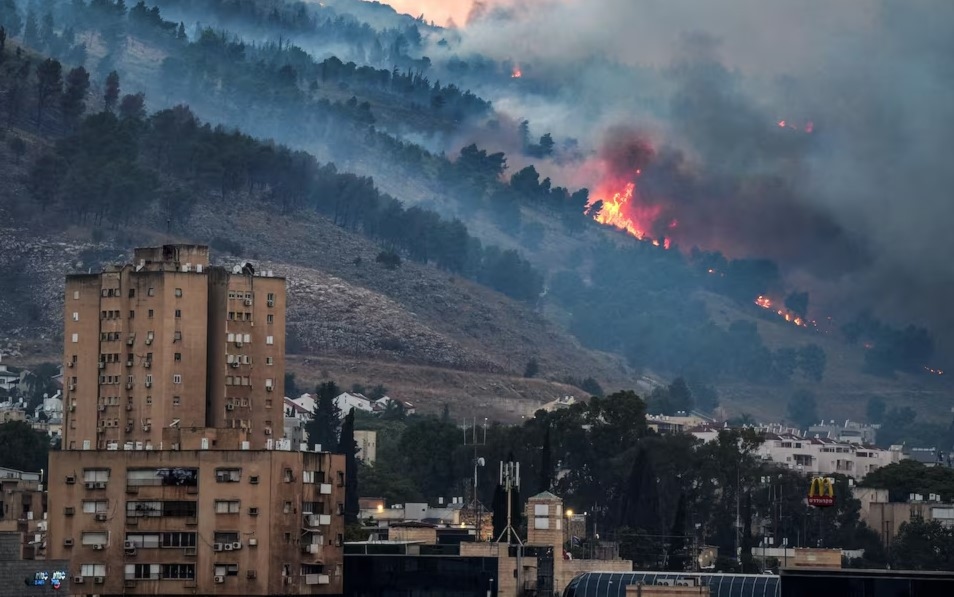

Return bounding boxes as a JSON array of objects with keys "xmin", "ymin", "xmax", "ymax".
[
  {"xmin": 496, "ymin": 457, "xmax": 523, "ymax": 545},
  {"xmin": 463, "ymin": 417, "xmax": 488, "ymax": 540}
]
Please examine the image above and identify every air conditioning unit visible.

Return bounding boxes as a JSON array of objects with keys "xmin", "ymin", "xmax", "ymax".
[
  {"xmin": 244, "ymin": 299, "xmax": 252, "ymax": 306},
  {"xmin": 305, "ymin": 543, "xmax": 321, "ymax": 554},
  {"xmin": 95, "ymin": 513, "xmax": 107, "ymax": 522},
  {"xmin": 231, "ymin": 362, "xmax": 240, "ymax": 368},
  {"xmin": 144, "ymin": 361, "xmax": 151, "ymax": 368},
  {"xmin": 98, "ymin": 404, "xmax": 106, "ymax": 412},
  {"xmin": 266, "ymin": 386, "xmax": 273, "ymax": 392},
  {"xmin": 264, "ymin": 428, "xmax": 272, "ymax": 435},
  {"xmin": 213, "ymin": 543, "xmax": 223, "ymax": 552},
  {"xmin": 95, "ymin": 481, "xmax": 107, "ymax": 489},
  {"xmin": 226, "ymin": 404, "xmax": 235, "ymax": 411},
  {"xmin": 214, "ymin": 575, "xmax": 225, "ymax": 584},
  {"xmin": 97, "ymin": 427, "xmax": 105, "ymax": 434},
  {"xmin": 184, "ymin": 547, "xmax": 197, "ymax": 557},
  {"xmin": 224, "ymin": 543, "xmax": 234, "ymax": 551},
  {"xmin": 145, "ymin": 381, "xmax": 152, "ymax": 388},
  {"xmin": 143, "ymin": 425, "xmax": 151, "ymax": 432},
  {"xmin": 63, "ymin": 538, "xmax": 74, "ymax": 547},
  {"xmin": 66, "ymin": 475, "xmax": 76, "ymax": 484},
  {"xmin": 124, "ymin": 541, "xmax": 136, "ymax": 550},
  {"xmin": 99, "ymin": 362, "xmax": 105, "ymax": 369},
  {"xmin": 248, "ymin": 538, "xmax": 257, "ymax": 547},
  {"xmin": 145, "ymin": 339, "xmax": 152, "ymax": 345},
  {"xmin": 126, "ymin": 360, "xmax": 133, "ymax": 367},
  {"xmin": 248, "ymin": 507, "xmax": 259, "ymax": 516},
  {"xmin": 67, "ymin": 361, "xmax": 74, "ymax": 368},
  {"xmin": 94, "ymin": 576, "xmax": 105, "ymax": 584},
  {"xmin": 126, "ymin": 404, "xmax": 133, "ymax": 411},
  {"xmin": 267, "ymin": 300, "xmax": 274, "ymax": 307},
  {"xmin": 235, "ymin": 341, "xmax": 243, "ymax": 347},
  {"xmin": 65, "ymin": 506, "xmax": 75, "ymax": 515},
  {"xmin": 93, "ymin": 544, "xmax": 105, "ymax": 550},
  {"xmin": 85, "ymin": 481, "xmax": 96, "ymax": 489},
  {"xmin": 69, "ymin": 384, "xmax": 76, "ymax": 391},
  {"xmin": 246, "ymin": 570, "xmax": 257, "ymax": 580},
  {"xmin": 231, "ymin": 541, "xmax": 242, "ymax": 550},
  {"xmin": 73, "ymin": 576, "xmax": 84, "ymax": 584}
]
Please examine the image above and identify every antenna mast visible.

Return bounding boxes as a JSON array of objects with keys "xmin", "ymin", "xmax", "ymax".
[{"xmin": 496, "ymin": 458, "xmax": 523, "ymax": 545}]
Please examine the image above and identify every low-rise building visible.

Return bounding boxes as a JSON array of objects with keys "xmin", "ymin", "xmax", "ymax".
[
  {"xmin": 855, "ymin": 488, "xmax": 954, "ymax": 545},
  {"xmin": 353, "ymin": 430, "xmax": 376, "ymax": 465},
  {"xmin": 334, "ymin": 393, "xmax": 375, "ymax": 416},
  {"xmin": 808, "ymin": 420, "xmax": 878, "ymax": 445}
]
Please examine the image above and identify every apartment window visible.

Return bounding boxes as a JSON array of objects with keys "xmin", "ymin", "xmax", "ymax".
[
  {"xmin": 227, "ymin": 333, "xmax": 235, "ymax": 342},
  {"xmin": 266, "ymin": 335, "xmax": 274, "ymax": 345},
  {"xmin": 173, "ymin": 374, "xmax": 182, "ymax": 385},
  {"xmin": 244, "ymin": 312, "xmax": 251, "ymax": 321},
  {"xmin": 267, "ymin": 314, "xmax": 274, "ymax": 324},
  {"xmin": 72, "ymin": 312, "xmax": 79, "ymax": 321},
  {"xmin": 215, "ymin": 469, "xmax": 241, "ymax": 483},
  {"xmin": 214, "ymin": 531, "xmax": 239, "ymax": 544},
  {"xmin": 125, "ymin": 533, "xmax": 160, "ymax": 549},
  {"xmin": 265, "ymin": 357, "xmax": 273, "ymax": 366},
  {"xmin": 148, "ymin": 309, "xmax": 154, "ymax": 318},
  {"xmin": 172, "ymin": 396, "xmax": 180, "ymax": 407},
  {"xmin": 81, "ymin": 532, "xmax": 108, "ymax": 546},
  {"xmin": 129, "ymin": 288, "xmax": 135, "ymax": 298},
  {"xmin": 174, "ymin": 288, "xmax": 182, "ymax": 297},
  {"xmin": 146, "ymin": 395, "xmax": 152, "ymax": 405},
  {"xmin": 82, "ymin": 500, "xmax": 108, "ymax": 514},
  {"xmin": 162, "ymin": 564, "xmax": 195, "ymax": 580},
  {"xmin": 126, "ymin": 564, "xmax": 160, "ymax": 580},
  {"xmin": 283, "ymin": 501, "xmax": 292, "ymax": 514},
  {"xmin": 283, "ymin": 468, "xmax": 294, "ymax": 483},
  {"xmin": 175, "ymin": 309, "xmax": 181, "ymax": 318},
  {"xmin": 214, "ymin": 564, "xmax": 239, "ymax": 577},
  {"xmin": 80, "ymin": 564, "xmax": 106, "ymax": 578},
  {"xmin": 147, "ymin": 287, "xmax": 155, "ymax": 296},
  {"xmin": 265, "ymin": 399, "xmax": 272, "ymax": 408},
  {"xmin": 214, "ymin": 500, "xmax": 240, "ymax": 514},
  {"xmin": 228, "ymin": 312, "xmax": 235, "ymax": 321},
  {"xmin": 72, "ymin": 333, "xmax": 78, "ymax": 343},
  {"xmin": 161, "ymin": 532, "xmax": 196, "ymax": 547},
  {"xmin": 73, "ymin": 290, "xmax": 80, "ymax": 300},
  {"xmin": 243, "ymin": 334, "xmax": 250, "ymax": 343},
  {"xmin": 145, "ymin": 374, "xmax": 153, "ymax": 385},
  {"xmin": 83, "ymin": 469, "xmax": 110, "ymax": 483},
  {"xmin": 129, "ymin": 310, "xmax": 135, "ymax": 319},
  {"xmin": 174, "ymin": 352, "xmax": 181, "ymax": 362},
  {"xmin": 267, "ymin": 292, "xmax": 275, "ymax": 302}
]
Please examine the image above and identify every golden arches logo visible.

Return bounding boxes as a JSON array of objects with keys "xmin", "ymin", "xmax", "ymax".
[{"xmin": 808, "ymin": 477, "xmax": 835, "ymax": 507}]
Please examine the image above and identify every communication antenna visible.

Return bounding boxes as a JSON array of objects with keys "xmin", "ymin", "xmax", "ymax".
[
  {"xmin": 496, "ymin": 458, "xmax": 523, "ymax": 545},
  {"xmin": 463, "ymin": 418, "xmax": 488, "ymax": 540}
]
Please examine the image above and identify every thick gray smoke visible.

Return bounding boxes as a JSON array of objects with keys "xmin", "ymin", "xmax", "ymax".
[{"xmin": 429, "ymin": 0, "xmax": 954, "ymax": 358}]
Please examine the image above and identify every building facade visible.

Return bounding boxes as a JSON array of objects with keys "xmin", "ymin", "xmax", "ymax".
[{"xmin": 50, "ymin": 245, "xmax": 346, "ymax": 596}]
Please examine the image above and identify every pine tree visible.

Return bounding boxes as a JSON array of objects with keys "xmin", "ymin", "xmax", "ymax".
[
  {"xmin": 35, "ymin": 58, "xmax": 62, "ymax": 127},
  {"xmin": 539, "ymin": 424, "xmax": 552, "ymax": 492},
  {"xmin": 666, "ymin": 494, "xmax": 688, "ymax": 571},
  {"xmin": 304, "ymin": 381, "xmax": 341, "ymax": 451},
  {"xmin": 22, "ymin": 9, "xmax": 38, "ymax": 48},
  {"xmin": 336, "ymin": 408, "xmax": 359, "ymax": 524},
  {"xmin": 61, "ymin": 66, "xmax": 90, "ymax": 128},
  {"xmin": 103, "ymin": 70, "xmax": 120, "ymax": 112}
]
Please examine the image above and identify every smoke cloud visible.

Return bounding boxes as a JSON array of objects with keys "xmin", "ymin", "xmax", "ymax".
[{"xmin": 390, "ymin": 0, "xmax": 954, "ymax": 357}]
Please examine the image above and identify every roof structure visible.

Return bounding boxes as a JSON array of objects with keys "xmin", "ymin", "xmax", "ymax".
[{"xmin": 563, "ymin": 572, "xmax": 780, "ymax": 597}]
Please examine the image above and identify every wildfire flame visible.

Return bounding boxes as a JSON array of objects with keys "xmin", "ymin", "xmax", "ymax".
[
  {"xmin": 586, "ymin": 173, "xmax": 670, "ymax": 248},
  {"xmin": 511, "ymin": 66, "xmax": 522, "ymax": 78},
  {"xmin": 754, "ymin": 295, "xmax": 815, "ymax": 328},
  {"xmin": 924, "ymin": 366, "xmax": 945, "ymax": 376}
]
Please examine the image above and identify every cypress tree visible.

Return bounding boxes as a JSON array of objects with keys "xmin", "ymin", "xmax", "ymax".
[{"xmin": 336, "ymin": 408, "xmax": 359, "ymax": 524}]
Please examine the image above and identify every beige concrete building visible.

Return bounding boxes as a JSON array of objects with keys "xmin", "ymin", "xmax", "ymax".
[
  {"xmin": 61, "ymin": 245, "xmax": 286, "ymax": 450},
  {"xmin": 50, "ymin": 245, "xmax": 346, "ymax": 596},
  {"xmin": 353, "ymin": 430, "xmax": 376, "ymax": 464}
]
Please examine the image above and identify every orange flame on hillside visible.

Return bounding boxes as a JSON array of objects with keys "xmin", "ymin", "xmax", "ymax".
[
  {"xmin": 587, "ymin": 172, "xmax": 671, "ymax": 248},
  {"xmin": 511, "ymin": 66, "xmax": 522, "ymax": 78},
  {"xmin": 754, "ymin": 295, "xmax": 816, "ymax": 328}
]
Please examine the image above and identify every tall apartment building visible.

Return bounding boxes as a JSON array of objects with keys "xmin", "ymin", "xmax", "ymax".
[{"xmin": 49, "ymin": 245, "xmax": 346, "ymax": 596}]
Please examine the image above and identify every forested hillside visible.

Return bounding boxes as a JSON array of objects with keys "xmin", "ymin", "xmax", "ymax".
[{"xmin": 0, "ymin": 0, "xmax": 949, "ymax": 427}]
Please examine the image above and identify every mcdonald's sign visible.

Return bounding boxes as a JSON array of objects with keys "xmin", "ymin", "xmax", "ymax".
[{"xmin": 808, "ymin": 477, "xmax": 835, "ymax": 507}]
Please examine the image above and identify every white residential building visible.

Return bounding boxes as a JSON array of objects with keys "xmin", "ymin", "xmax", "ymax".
[
  {"xmin": 690, "ymin": 426, "xmax": 903, "ymax": 479},
  {"xmin": 335, "ymin": 392, "xmax": 375, "ymax": 416}
]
